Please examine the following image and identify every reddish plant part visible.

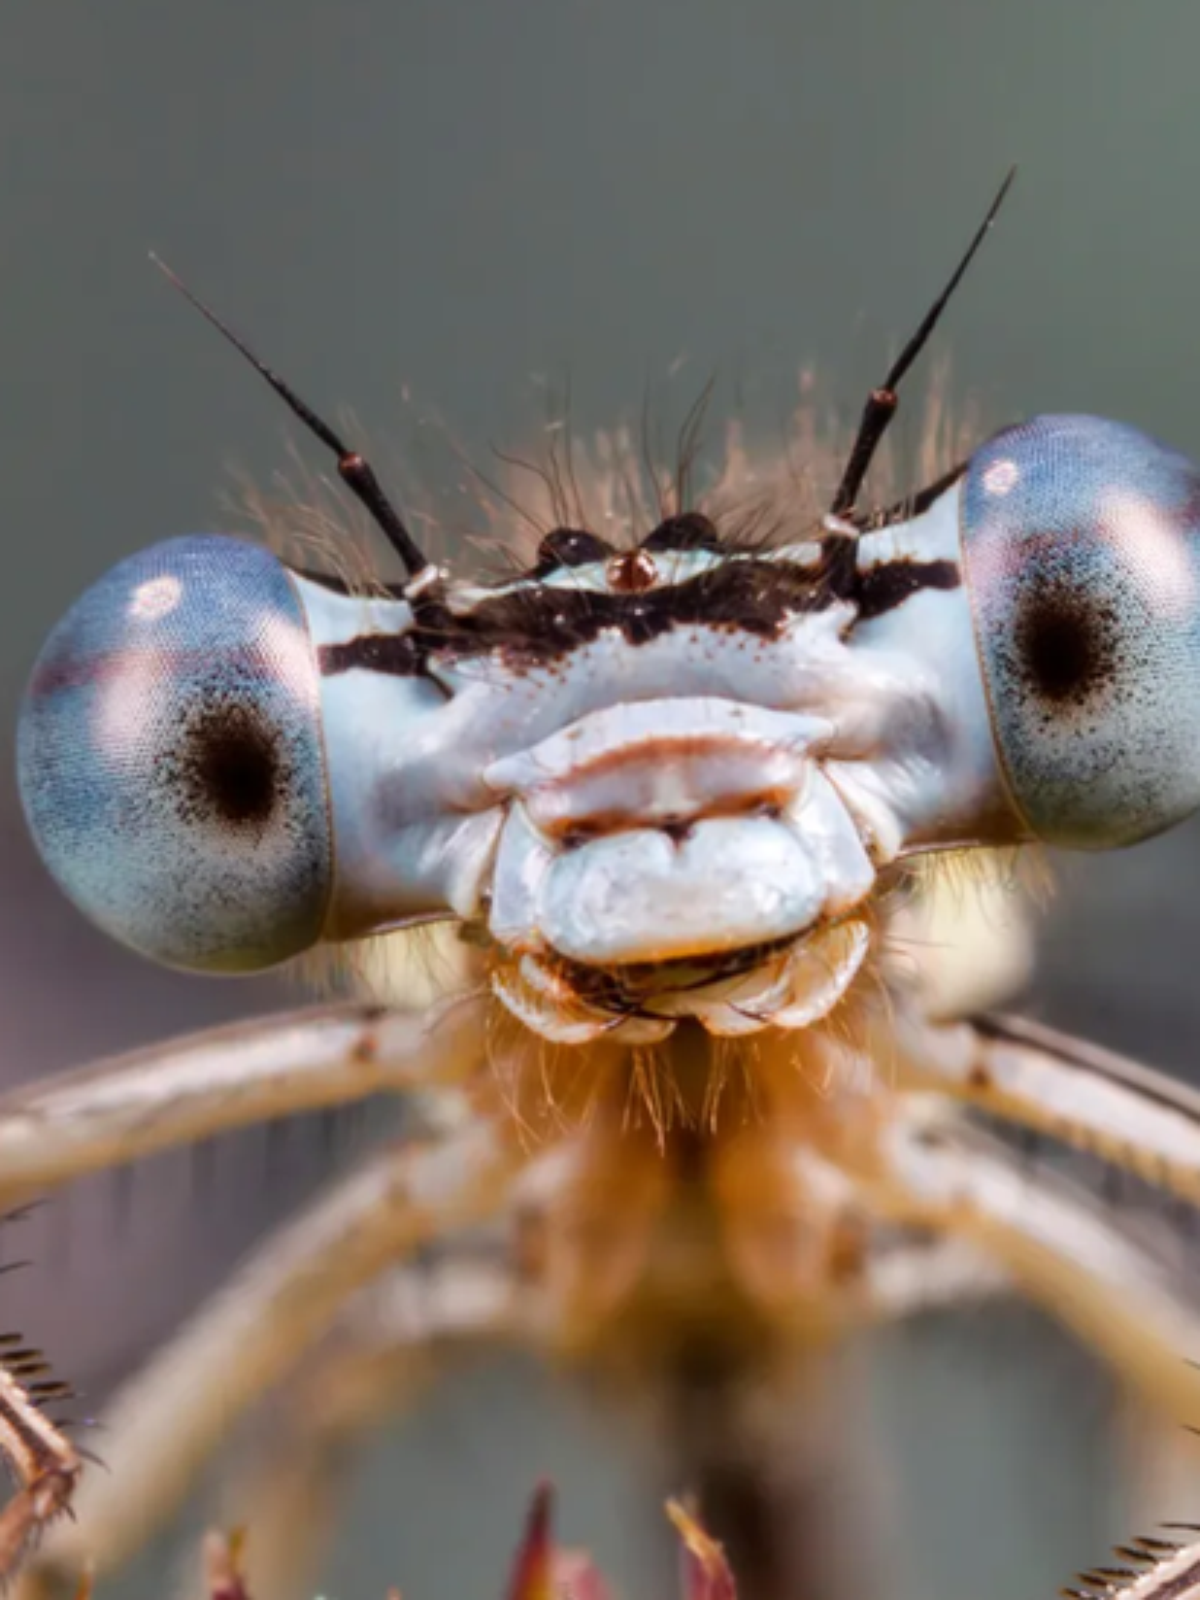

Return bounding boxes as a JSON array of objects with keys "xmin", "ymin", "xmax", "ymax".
[{"xmin": 195, "ymin": 1485, "xmax": 1200, "ymax": 1600}]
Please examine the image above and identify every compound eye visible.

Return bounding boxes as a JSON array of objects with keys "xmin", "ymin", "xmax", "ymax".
[
  {"xmin": 18, "ymin": 536, "xmax": 332, "ymax": 971},
  {"xmin": 962, "ymin": 415, "xmax": 1200, "ymax": 847}
]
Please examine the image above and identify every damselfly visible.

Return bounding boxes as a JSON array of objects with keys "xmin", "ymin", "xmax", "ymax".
[{"xmin": 9, "ymin": 171, "xmax": 1200, "ymax": 1600}]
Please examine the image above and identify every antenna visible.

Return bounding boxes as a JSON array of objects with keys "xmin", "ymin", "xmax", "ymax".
[
  {"xmin": 828, "ymin": 166, "xmax": 1016, "ymax": 520},
  {"xmin": 150, "ymin": 254, "xmax": 432, "ymax": 582}
]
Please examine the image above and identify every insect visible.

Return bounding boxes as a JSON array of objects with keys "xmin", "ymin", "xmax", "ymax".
[{"xmin": 10, "ymin": 167, "xmax": 1200, "ymax": 1598}]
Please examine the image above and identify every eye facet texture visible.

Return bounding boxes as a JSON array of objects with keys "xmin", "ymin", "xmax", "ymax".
[
  {"xmin": 962, "ymin": 415, "xmax": 1200, "ymax": 848},
  {"xmin": 18, "ymin": 536, "xmax": 333, "ymax": 971}
]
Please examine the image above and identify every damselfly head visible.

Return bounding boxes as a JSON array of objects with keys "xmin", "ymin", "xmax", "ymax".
[{"xmin": 20, "ymin": 174, "xmax": 1200, "ymax": 1044}]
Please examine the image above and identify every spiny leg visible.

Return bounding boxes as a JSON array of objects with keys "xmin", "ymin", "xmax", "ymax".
[
  {"xmin": 1120, "ymin": 1400, "xmax": 1200, "ymax": 1553},
  {"xmin": 1065, "ymin": 1525, "xmax": 1200, "ymax": 1600},
  {"xmin": 18, "ymin": 1111, "xmax": 524, "ymax": 1598},
  {"xmin": 820, "ymin": 1101, "xmax": 1200, "ymax": 1600},
  {"xmin": 860, "ymin": 1099, "xmax": 1200, "ymax": 1420},
  {"xmin": 0, "ymin": 992, "xmax": 488, "ymax": 1209},
  {"xmin": 0, "ymin": 1359, "xmax": 79, "ymax": 1580},
  {"xmin": 188, "ymin": 1243, "xmax": 525, "ymax": 1600},
  {"xmin": 885, "ymin": 1011, "xmax": 1200, "ymax": 1511},
  {"xmin": 892, "ymin": 1010, "xmax": 1200, "ymax": 1205}
]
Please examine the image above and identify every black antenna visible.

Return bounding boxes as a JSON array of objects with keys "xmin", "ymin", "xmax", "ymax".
[
  {"xmin": 829, "ymin": 167, "xmax": 1016, "ymax": 520},
  {"xmin": 150, "ymin": 254, "xmax": 432, "ymax": 581}
]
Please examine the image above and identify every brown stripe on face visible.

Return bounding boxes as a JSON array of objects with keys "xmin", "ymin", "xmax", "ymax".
[
  {"xmin": 314, "ymin": 553, "xmax": 961, "ymax": 678},
  {"xmin": 853, "ymin": 557, "xmax": 961, "ymax": 621},
  {"xmin": 384, "ymin": 555, "xmax": 837, "ymax": 669},
  {"xmin": 317, "ymin": 633, "xmax": 424, "ymax": 678}
]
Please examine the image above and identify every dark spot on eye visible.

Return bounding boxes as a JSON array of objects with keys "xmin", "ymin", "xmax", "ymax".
[
  {"xmin": 179, "ymin": 703, "xmax": 281, "ymax": 828},
  {"xmin": 1015, "ymin": 584, "xmax": 1117, "ymax": 705},
  {"xmin": 531, "ymin": 527, "xmax": 613, "ymax": 576}
]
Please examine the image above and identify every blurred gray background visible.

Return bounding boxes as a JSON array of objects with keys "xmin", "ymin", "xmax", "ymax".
[{"xmin": 2, "ymin": 1, "xmax": 1200, "ymax": 1597}]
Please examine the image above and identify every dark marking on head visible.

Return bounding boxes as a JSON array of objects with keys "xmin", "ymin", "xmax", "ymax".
[
  {"xmin": 317, "ymin": 546, "xmax": 968, "ymax": 679},
  {"xmin": 854, "ymin": 558, "xmax": 961, "ymax": 622},
  {"xmin": 416, "ymin": 555, "xmax": 832, "ymax": 667},
  {"xmin": 319, "ymin": 633, "xmax": 425, "ymax": 678},
  {"xmin": 643, "ymin": 512, "xmax": 723, "ymax": 554},
  {"xmin": 531, "ymin": 527, "xmax": 614, "ymax": 577}
]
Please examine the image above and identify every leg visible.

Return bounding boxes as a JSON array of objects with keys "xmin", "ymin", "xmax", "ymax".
[
  {"xmin": 0, "ymin": 1358, "xmax": 79, "ymax": 1580},
  {"xmin": 192, "ymin": 1243, "xmax": 524, "ymax": 1600},
  {"xmin": 783, "ymin": 1142, "xmax": 1013, "ymax": 1326},
  {"xmin": 857, "ymin": 1232, "xmax": 1011, "ymax": 1321},
  {"xmin": 0, "ymin": 993, "xmax": 487, "ymax": 1207},
  {"xmin": 1120, "ymin": 1398, "xmax": 1200, "ymax": 1547},
  {"xmin": 863, "ymin": 1098, "xmax": 1200, "ymax": 1419},
  {"xmin": 892, "ymin": 1010, "xmax": 1200, "ymax": 1204},
  {"xmin": 19, "ymin": 1112, "xmax": 523, "ymax": 1597},
  {"xmin": 1066, "ymin": 1528, "xmax": 1200, "ymax": 1600}
]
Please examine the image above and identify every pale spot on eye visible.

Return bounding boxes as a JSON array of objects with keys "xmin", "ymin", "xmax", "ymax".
[
  {"xmin": 1101, "ymin": 489, "xmax": 1197, "ymax": 621},
  {"xmin": 129, "ymin": 575, "xmax": 182, "ymax": 621},
  {"xmin": 257, "ymin": 614, "xmax": 320, "ymax": 702},
  {"xmin": 982, "ymin": 458, "xmax": 1019, "ymax": 497}
]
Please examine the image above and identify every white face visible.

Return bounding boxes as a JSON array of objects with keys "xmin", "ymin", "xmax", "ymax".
[{"xmin": 17, "ymin": 415, "xmax": 1200, "ymax": 1042}]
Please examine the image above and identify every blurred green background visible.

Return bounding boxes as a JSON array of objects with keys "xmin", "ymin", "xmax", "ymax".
[{"xmin": 3, "ymin": 1, "xmax": 1200, "ymax": 1597}]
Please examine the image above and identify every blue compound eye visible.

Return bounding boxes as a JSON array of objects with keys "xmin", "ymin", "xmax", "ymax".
[
  {"xmin": 961, "ymin": 415, "xmax": 1200, "ymax": 848},
  {"xmin": 18, "ymin": 536, "xmax": 333, "ymax": 971}
]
